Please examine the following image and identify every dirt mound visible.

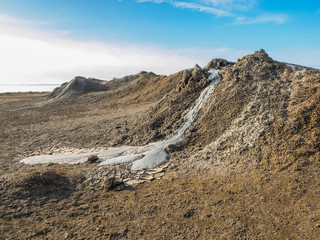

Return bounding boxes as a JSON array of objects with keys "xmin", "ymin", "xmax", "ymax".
[
  {"xmin": 176, "ymin": 49, "xmax": 320, "ymax": 173},
  {"xmin": 1, "ymin": 50, "xmax": 319, "ymax": 239},
  {"xmin": 103, "ymin": 71, "xmax": 160, "ymax": 92},
  {"xmin": 50, "ymin": 76, "xmax": 109, "ymax": 99},
  {"xmin": 50, "ymin": 71, "xmax": 160, "ymax": 100},
  {"xmin": 14, "ymin": 171, "xmax": 74, "ymax": 198},
  {"xmin": 204, "ymin": 58, "xmax": 235, "ymax": 70},
  {"xmin": 110, "ymin": 67, "xmax": 211, "ymax": 146}
]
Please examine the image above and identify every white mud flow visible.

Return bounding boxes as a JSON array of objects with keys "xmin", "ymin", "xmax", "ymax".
[{"xmin": 21, "ymin": 70, "xmax": 221, "ymax": 170}]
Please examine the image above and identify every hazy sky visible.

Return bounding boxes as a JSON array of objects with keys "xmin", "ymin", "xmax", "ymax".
[{"xmin": 0, "ymin": 0, "xmax": 319, "ymax": 85}]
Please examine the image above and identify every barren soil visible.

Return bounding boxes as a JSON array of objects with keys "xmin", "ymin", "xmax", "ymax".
[{"xmin": 0, "ymin": 51, "xmax": 319, "ymax": 239}]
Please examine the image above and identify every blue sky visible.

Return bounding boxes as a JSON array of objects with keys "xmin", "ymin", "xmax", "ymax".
[{"xmin": 0, "ymin": 0, "xmax": 319, "ymax": 85}]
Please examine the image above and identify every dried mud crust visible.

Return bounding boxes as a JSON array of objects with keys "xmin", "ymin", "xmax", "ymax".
[
  {"xmin": 0, "ymin": 68, "xmax": 208, "ymax": 170},
  {"xmin": 1, "ymin": 51, "xmax": 320, "ymax": 239},
  {"xmin": 182, "ymin": 50, "xmax": 320, "ymax": 172},
  {"xmin": 1, "ymin": 164, "xmax": 319, "ymax": 239}
]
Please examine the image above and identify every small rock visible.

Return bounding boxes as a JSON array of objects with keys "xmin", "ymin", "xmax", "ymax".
[
  {"xmin": 165, "ymin": 144, "xmax": 176, "ymax": 152},
  {"xmin": 137, "ymin": 170, "xmax": 145, "ymax": 175},
  {"xmin": 162, "ymin": 162, "xmax": 170, "ymax": 168},
  {"xmin": 184, "ymin": 209, "xmax": 195, "ymax": 218},
  {"xmin": 145, "ymin": 175, "xmax": 154, "ymax": 181},
  {"xmin": 146, "ymin": 168, "xmax": 164, "ymax": 174},
  {"xmin": 154, "ymin": 172, "xmax": 165, "ymax": 179},
  {"xmin": 114, "ymin": 183, "xmax": 126, "ymax": 191},
  {"xmin": 125, "ymin": 179, "xmax": 145, "ymax": 186},
  {"xmin": 136, "ymin": 154, "xmax": 145, "ymax": 160},
  {"xmin": 87, "ymin": 155, "xmax": 99, "ymax": 163}
]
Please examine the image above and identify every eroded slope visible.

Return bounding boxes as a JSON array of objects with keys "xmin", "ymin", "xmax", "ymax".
[{"xmin": 1, "ymin": 50, "xmax": 319, "ymax": 239}]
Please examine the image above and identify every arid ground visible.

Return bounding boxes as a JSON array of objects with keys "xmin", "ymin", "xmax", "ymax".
[{"xmin": 1, "ymin": 50, "xmax": 319, "ymax": 239}]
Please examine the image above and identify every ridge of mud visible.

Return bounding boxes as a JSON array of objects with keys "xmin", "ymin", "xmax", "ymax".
[
  {"xmin": 1, "ymin": 50, "xmax": 319, "ymax": 239},
  {"xmin": 176, "ymin": 49, "xmax": 319, "ymax": 174},
  {"xmin": 50, "ymin": 76, "xmax": 108, "ymax": 99}
]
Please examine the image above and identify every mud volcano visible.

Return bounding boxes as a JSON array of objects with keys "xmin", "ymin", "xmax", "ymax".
[{"xmin": 50, "ymin": 76, "xmax": 109, "ymax": 100}]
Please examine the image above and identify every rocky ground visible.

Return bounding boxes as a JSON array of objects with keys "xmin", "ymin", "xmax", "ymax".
[{"xmin": 0, "ymin": 50, "xmax": 319, "ymax": 239}]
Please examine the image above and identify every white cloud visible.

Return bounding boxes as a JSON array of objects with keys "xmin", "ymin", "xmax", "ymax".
[
  {"xmin": 0, "ymin": 13, "xmax": 247, "ymax": 85},
  {"xmin": 136, "ymin": 0, "xmax": 288, "ymax": 25},
  {"xmin": 202, "ymin": 0, "xmax": 256, "ymax": 10},
  {"xmin": 172, "ymin": 1, "xmax": 233, "ymax": 16},
  {"xmin": 3, "ymin": 12, "xmax": 313, "ymax": 91},
  {"xmin": 0, "ymin": 13, "xmax": 49, "ymax": 25},
  {"xmin": 136, "ymin": 0, "xmax": 169, "ymax": 3},
  {"xmin": 233, "ymin": 13, "xmax": 288, "ymax": 25},
  {"xmin": 0, "ymin": 31, "xmax": 198, "ymax": 84},
  {"xmin": 137, "ymin": 0, "xmax": 232, "ymax": 16}
]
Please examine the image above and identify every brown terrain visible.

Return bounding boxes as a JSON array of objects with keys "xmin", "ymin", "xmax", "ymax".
[{"xmin": 0, "ymin": 50, "xmax": 319, "ymax": 239}]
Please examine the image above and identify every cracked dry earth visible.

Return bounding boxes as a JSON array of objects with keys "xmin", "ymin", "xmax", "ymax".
[{"xmin": 1, "ymin": 50, "xmax": 320, "ymax": 239}]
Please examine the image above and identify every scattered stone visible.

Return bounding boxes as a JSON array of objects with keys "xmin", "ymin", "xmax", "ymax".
[
  {"xmin": 136, "ymin": 154, "xmax": 145, "ymax": 160},
  {"xmin": 112, "ymin": 183, "xmax": 126, "ymax": 191},
  {"xmin": 146, "ymin": 167, "xmax": 164, "ymax": 174},
  {"xmin": 145, "ymin": 175, "xmax": 155, "ymax": 181},
  {"xmin": 87, "ymin": 155, "xmax": 99, "ymax": 163},
  {"xmin": 137, "ymin": 170, "xmax": 145, "ymax": 175},
  {"xmin": 124, "ymin": 179, "xmax": 145, "ymax": 186},
  {"xmin": 154, "ymin": 172, "xmax": 165, "ymax": 179},
  {"xmin": 161, "ymin": 162, "xmax": 170, "ymax": 168},
  {"xmin": 183, "ymin": 209, "xmax": 195, "ymax": 218},
  {"xmin": 104, "ymin": 177, "xmax": 126, "ymax": 191},
  {"xmin": 165, "ymin": 144, "xmax": 176, "ymax": 152}
]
